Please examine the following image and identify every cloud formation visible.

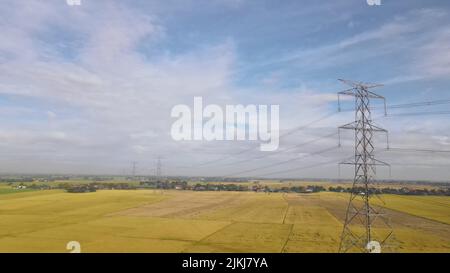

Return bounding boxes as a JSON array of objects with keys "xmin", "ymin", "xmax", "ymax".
[{"xmin": 0, "ymin": 0, "xmax": 449, "ymax": 181}]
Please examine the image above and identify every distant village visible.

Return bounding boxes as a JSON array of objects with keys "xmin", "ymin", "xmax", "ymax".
[{"xmin": 6, "ymin": 178, "xmax": 449, "ymax": 196}]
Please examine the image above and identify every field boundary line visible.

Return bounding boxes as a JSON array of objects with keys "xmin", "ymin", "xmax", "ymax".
[
  {"xmin": 281, "ymin": 193, "xmax": 290, "ymax": 224},
  {"xmin": 393, "ymin": 194, "xmax": 450, "ymax": 209},
  {"xmin": 334, "ymin": 193, "xmax": 450, "ymax": 226},
  {"xmin": 280, "ymin": 194, "xmax": 293, "ymax": 253},
  {"xmin": 280, "ymin": 223, "xmax": 294, "ymax": 253},
  {"xmin": 377, "ymin": 204, "xmax": 450, "ymax": 226},
  {"xmin": 180, "ymin": 221, "xmax": 236, "ymax": 253},
  {"xmin": 116, "ymin": 235, "xmax": 198, "ymax": 243}
]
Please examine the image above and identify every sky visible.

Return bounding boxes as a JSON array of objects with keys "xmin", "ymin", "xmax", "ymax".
[{"xmin": 0, "ymin": 0, "xmax": 449, "ymax": 181}]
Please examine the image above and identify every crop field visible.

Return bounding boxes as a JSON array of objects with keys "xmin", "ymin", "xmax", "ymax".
[
  {"xmin": 0, "ymin": 185, "xmax": 34, "ymax": 195},
  {"xmin": 0, "ymin": 189, "xmax": 449, "ymax": 253}
]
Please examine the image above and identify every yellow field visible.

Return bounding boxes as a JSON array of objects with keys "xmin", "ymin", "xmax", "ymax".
[
  {"xmin": 371, "ymin": 195, "xmax": 450, "ymax": 225},
  {"xmin": 0, "ymin": 189, "xmax": 449, "ymax": 253}
]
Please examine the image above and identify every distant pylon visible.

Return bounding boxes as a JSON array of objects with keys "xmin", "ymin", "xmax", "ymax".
[
  {"xmin": 336, "ymin": 79, "xmax": 394, "ymax": 253},
  {"xmin": 156, "ymin": 156, "xmax": 162, "ymax": 178},
  {"xmin": 132, "ymin": 161, "xmax": 137, "ymax": 178}
]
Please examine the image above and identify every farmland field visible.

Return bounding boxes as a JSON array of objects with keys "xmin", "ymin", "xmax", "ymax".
[{"xmin": 0, "ymin": 189, "xmax": 449, "ymax": 253}]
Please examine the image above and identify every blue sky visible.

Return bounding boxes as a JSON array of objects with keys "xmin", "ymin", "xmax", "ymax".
[{"xmin": 0, "ymin": 0, "xmax": 449, "ymax": 180}]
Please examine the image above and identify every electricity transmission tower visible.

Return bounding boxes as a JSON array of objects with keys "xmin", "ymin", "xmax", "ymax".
[
  {"xmin": 337, "ymin": 79, "xmax": 394, "ymax": 253},
  {"xmin": 156, "ymin": 156, "xmax": 162, "ymax": 179},
  {"xmin": 131, "ymin": 161, "xmax": 137, "ymax": 178}
]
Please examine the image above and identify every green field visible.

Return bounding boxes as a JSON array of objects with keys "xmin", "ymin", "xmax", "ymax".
[
  {"xmin": 0, "ymin": 186, "xmax": 35, "ymax": 195},
  {"xmin": 0, "ymin": 189, "xmax": 449, "ymax": 253}
]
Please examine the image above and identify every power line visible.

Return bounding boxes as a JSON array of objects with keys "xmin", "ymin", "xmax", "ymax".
[
  {"xmin": 387, "ymin": 110, "xmax": 450, "ymax": 117},
  {"xmin": 191, "ymin": 111, "xmax": 338, "ymax": 168},
  {"xmin": 390, "ymin": 162, "xmax": 450, "ymax": 168},
  {"xmin": 254, "ymin": 157, "xmax": 342, "ymax": 178},
  {"xmin": 177, "ymin": 98, "xmax": 450, "ymax": 172},
  {"xmin": 278, "ymin": 111, "xmax": 337, "ymax": 139},
  {"xmin": 340, "ymin": 99, "xmax": 450, "ymax": 112},
  {"xmin": 221, "ymin": 131, "xmax": 338, "ymax": 167},
  {"xmin": 386, "ymin": 147, "xmax": 450, "ymax": 154},
  {"xmin": 223, "ymin": 145, "xmax": 339, "ymax": 177},
  {"xmin": 389, "ymin": 99, "xmax": 450, "ymax": 109}
]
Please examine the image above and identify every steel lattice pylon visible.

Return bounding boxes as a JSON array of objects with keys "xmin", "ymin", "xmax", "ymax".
[
  {"xmin": 156, "ymin": 156, "xmax": 162, "ymax": 178},
  {"xmin": 337, "ymin": 79, "xmax": 394, "ymax": 253},
  {"xmin": 132, "ymin": 161, "xmax": 137, "ymax": 178}
]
